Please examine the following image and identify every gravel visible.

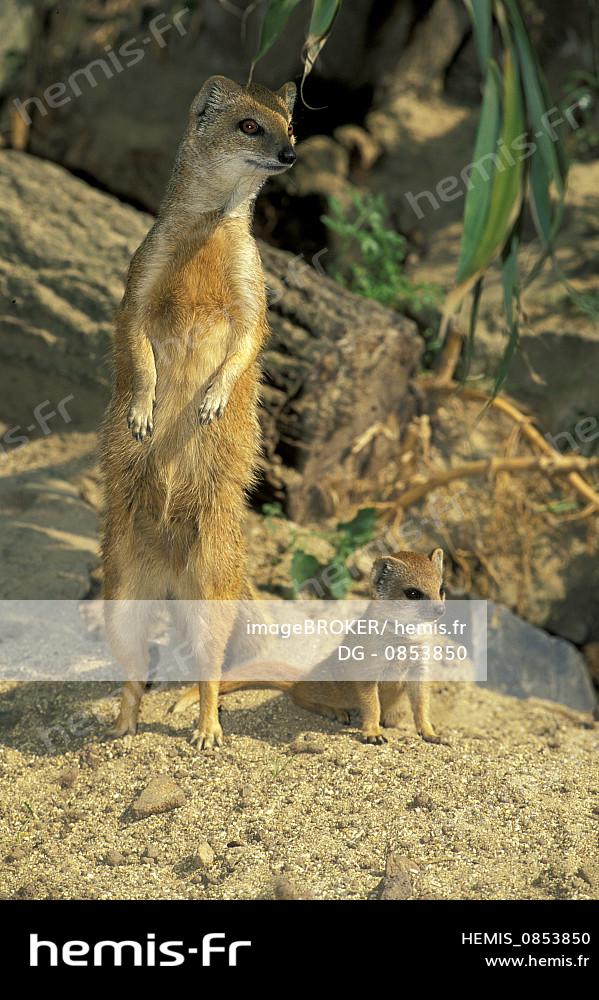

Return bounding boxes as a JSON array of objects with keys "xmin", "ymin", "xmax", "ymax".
[{"xmin": 0, "ymin": 679, "xmax": 597, "ymax": 900}]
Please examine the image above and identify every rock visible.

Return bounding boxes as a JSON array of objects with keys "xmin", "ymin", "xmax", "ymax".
[
  {"xmin": 130, "ymin": 775, "xmax": 186, "ymax": 820},
  {"xmin": 81, "ymin": 746, "xmax": 102, "ymax": 769},
  {"xmin": 14, "ymin": 882, "xmax": 40, "ymax": 899},
  {"xmin": 273, "ymin": 876, "xmax": 314, "ymax": 901},
  {"xmin": 486, "ymin": 602, "xmax": 596, "ymax": 712},
  {"xmin": 6, "ymin": 845, "xmax": 27, "ymax": 862},
  {"xmin": 57, "ymin": 767, "xmax": 78, "ymax": 789},
  {"xmin": 143, "ymin": 844, "xmax": 162, "ymax": 862},
  {"xmin": 288, "ymin": 735, "xmax": 326, "ymax": 755},
  {"xmin": 408, "ymin": 794, "xmax": 435, "ymax": 811},
  {"xmin": 378, "ymin": 854, "xmax": 416, "ymax": 900},
  {"xmin": 385, "ymin": 852, "xmax": 418, "ymax": 879},
  {"xmin": 103, "ymin": 849, "xmax": 126, "ymax": 867},
  {"xmin": 190, "ymin": 842, "xmax": 215, "ymax": 869},
  {"xmin": 379, "ymin": 874, "xmax": 414, "ymax": 900},
  {"xmin": 576, "ymin": 867, "xmax": 593, "ymax": 886}
]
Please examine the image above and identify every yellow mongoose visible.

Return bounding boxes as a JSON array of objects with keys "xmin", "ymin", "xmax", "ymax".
[
  {"xmin": 173, "ymin": 549, "xmax": 446, "ymax": 744},
  {"xmin": 100, "ymin": 76, "xmax": 297, "ymax": 749}
]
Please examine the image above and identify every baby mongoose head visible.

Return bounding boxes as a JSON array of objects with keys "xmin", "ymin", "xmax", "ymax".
[
  {"xmin": 187, "ymin": 75, "xmax": 297, "ymax": 186},
  {"xmin": 371, "ymin": 549, "xmax": 445, "ymax": 615}
]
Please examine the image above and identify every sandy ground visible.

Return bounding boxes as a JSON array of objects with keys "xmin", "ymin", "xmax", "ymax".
[{"xmin": 0, "ymin": 679, "xmax": 596, "ymax": 901}]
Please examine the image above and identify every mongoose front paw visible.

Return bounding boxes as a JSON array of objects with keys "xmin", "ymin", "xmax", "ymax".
[
  {"xmin": 128, "ymin": 396, "xmax": 154, "ymax": 442},
  {"xmin": 362, "ymin": 730, "xmax": 388, "ymax": 745},
  {"xmin": 198, "ymin": 380, "xmax": 230, "ymax": 425},
  {"xmin": 190, "ymin": 722, "xmax": 224, "ymax": 750}
]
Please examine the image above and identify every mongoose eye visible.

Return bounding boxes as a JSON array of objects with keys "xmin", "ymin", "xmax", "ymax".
[
  {"xmin": 287, "ymin": 123, "xmax": 294, "ymax": 137},
  {"xmin": 404, "ymin": 588, "xmax": 424, "ymax": 600},
  {"xmin": 239, "ymin": 119, "xmax": 260, "ymax": 135}
]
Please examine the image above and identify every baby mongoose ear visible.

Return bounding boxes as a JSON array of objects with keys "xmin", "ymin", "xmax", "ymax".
[
  {"xmin": 429, "ymin": 548, "xmax": 444, "ymax": 574},
  {"xmin": 371, "ymin": 557, "xmax": 393, "ymax": 591},
  {"xmin": 195, "ymin": 75, "xmax": 239, "ymax": 117},
  {"xmin": 278, "ymin": 81, "xmax": 297, "ymax": 115}
]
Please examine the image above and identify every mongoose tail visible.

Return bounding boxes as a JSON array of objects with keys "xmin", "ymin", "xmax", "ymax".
[{"xmin": 170, "ymin": 663, "xmax": 298, "ymax": 715}]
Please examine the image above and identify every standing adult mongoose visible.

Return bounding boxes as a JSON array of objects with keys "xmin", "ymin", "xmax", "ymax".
[
  {"xmin": 100, "ymin": 76, "xmax": 297, "ymax": 749},
  {"xmin": 173, "ymin": 549, "xmax": 447, "ymax": 745}
]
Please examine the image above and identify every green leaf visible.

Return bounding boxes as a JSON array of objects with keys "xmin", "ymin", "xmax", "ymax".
[
  {"xmin": 441, "ymin": 42, "xmax": 525, "ymax": 343},
  {"xmin": 465, "ymin": 0, "xmax": 493, "ymax": 70},
  {"xmin": 504, "ymin": 0, "xmax": 567, "ymax": 195},
  {"xmin": 337, "ymin": 507, "xmax": 378, "ymax": 551},
  {"xmin": 301, "ymin": 0, "xmax": 342, "ymax": 86},
  {"xmin": 468, "ymin": 45, "xmax": 525, "ymax": 276},
  {"xmin": 290, "ymin": 550, "xmax": 323, "ymax": 597},
  {"xmin": 456, "ymin": 64, "xmax": 501, "ymax": 281},
  {"xmin": 251, "ymin": 0, "xmax": 303, "ymax": 75},
  {"xmin": 307, "ymin": 0, "xmax": 341, "ymax": 36}
]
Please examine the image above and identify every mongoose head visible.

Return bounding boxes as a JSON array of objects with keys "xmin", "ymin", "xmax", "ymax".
[
  {"xmin": 186, "ymin": 75, "xmax": 297, "ymax": 189},
  {"xmin": 370, "ymin": 549, "xmax": 445, "ymax": 616}
]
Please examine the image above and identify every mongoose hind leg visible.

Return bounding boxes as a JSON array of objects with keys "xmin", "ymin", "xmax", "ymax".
[
  {"xmin": 171, "ymin": 569, "xmax": 244, "ymax": 750},
  {"xmin": 104, "ymin": 583, "xmax": 158, "ymax": 737}
]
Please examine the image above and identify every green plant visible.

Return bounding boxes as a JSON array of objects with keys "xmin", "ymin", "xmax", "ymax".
[
  {"xmin": 250, "ymin": 0, "xmax": 571, "ymax": 392},
  {"xmin": 290, "ymin": 507, "xmax": 377, "ymax": 598},
  {"xmin": 322, "ymin": 193, "xmax": 441, "ymax": 315}
]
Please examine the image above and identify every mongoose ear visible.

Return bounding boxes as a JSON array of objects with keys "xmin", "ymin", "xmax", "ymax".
[
  {"xmin": 277, "ymin": 81, "xmax": 297, "ymax": 115},
  {"xmin": 371, "ymin": 557, "xmax": 393, "ymax": 591},
  {"xmin": 430, "ymin": 548, "xmax": 444, "ymax": 574},
  {"xmin": 195, "ymin": 75, "xmax": 239, "ymax": 117}
]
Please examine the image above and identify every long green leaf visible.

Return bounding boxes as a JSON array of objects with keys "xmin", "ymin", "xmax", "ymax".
[
  {"xmin": 441, "ymin": 42, "xmax": 525, "ymax": 341},
  {"xmin": 504, "ymin": 0, "xmax": 567, "ymax": 196},
  {"xmin": 251, "ymin": 0, "xmax": 303, "ymax": 76},
  {"xmin": 457, "ymin": 64, "xmax": 501, "ymax": 281},
  {"xmin": 465, "ymin": 0, "xmax": 493, "ymax": 70},
  {"xmin": 468, "ymin": 46, "xmax": 524, "ymax": 275},
  {"xmin": 301, "ymin": 0, "xmax": 341, "ymax": 84}
]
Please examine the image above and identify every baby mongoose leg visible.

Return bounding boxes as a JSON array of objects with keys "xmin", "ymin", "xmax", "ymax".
[
  {"xmin": 379, "ymin": 681, "xmax": 405, "ymax": 729},
  {"xmin": 406, "ymin": 681, "xmax": 442, "ymax": 743},
  {"xmin": 355, "ymin": 683, "xmax": 387, "ymax": 745}
]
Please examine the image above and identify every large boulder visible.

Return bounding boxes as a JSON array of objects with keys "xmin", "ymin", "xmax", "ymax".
[{"xmin": 486, "ymin": 602, "xmax": 596, "ymax": 712}]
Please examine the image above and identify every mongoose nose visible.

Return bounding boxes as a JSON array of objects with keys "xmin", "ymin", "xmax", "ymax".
[
  {"xmin": 434, "ymin": 602, "xmax": 446, "ymax": 617},
  {"xmin": 278, "ymin": 147, "xmax": 297, "ymax": 165}
]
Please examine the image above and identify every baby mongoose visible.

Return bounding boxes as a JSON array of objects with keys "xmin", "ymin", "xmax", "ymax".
[
  {"xmin": 100, "ymin": 76, "xmax": 297, "ymax": 749},
  {"xmin": 174, "ymin": 549, "xmax": 446, "ymax": 744}
]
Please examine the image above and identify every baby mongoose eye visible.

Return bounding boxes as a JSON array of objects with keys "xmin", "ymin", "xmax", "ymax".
[
  {"xmin": 404, "ymin": 588, "xmax": 424, "ymax": 600},
  {"xmin": 239, "ymin": 119, "xmax": 260, "ymax": 135}
]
